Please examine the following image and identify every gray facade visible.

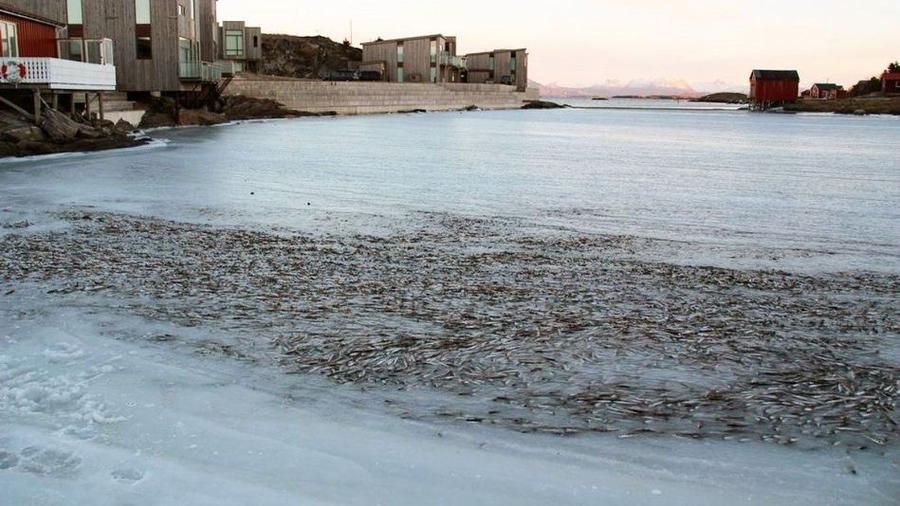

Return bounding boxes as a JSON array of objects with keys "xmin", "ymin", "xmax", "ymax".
[
  {"xmin": 219, "ymin": 21, "xmax": 262, "ymax": 73},
  {"xmin": 362, "ymin": 34, "xmax": 463, "ymax": 84},
  {"xmin": 464, "ymin": 49, "xmax": 528, "ymax": 91}
]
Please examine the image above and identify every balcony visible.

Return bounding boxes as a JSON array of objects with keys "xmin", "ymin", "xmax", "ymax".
[
  {"xmin": 0, "ymin": 57, "xmax": 116, "ymax": 91},
  {"xmin": 438, "ymin": 54, "xmax": 466, "ymax": 68},
  {"xmin": 179, "ymin": 61, "xmax": 225, "ymax": 82},
  {"xmin": 57, "ymin": 38, "xmax": 116, "ymax": 66}
]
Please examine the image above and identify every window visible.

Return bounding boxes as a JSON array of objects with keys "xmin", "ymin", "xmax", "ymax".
[
  {"xmin": 253, "ymin": 35, "xmax": 259, "ymax": 48},
  {"xmin": 136, "ymin": 37, "xmax": 152, "ymax": 59},
  {"xmin": 396, "ymin": 43, "xmax": 403, "ymax": 63},
  {"xmin": 178, "ymin": 5, "xmax": 186, "ymax": 16},
  {"xmin": 489, "ymin": 55, "xmax": 495, "ymax": 70},
  {"xmin": 178, "ymin": 37, "xmax": 193, "ymax": 62},
  {"xmin": 191, "ymin": 0, "xmax": 197, "ymax": 18},
  {"xmin": 67, "ymin": 40, "xmax": 83, "ymax": 61},
  {"xmin": 0, "ymin": 23, "xmax": 18, "ymax": 58},
  {"xmin": 67, "ymin": 0, "xmax": 83, "ymax": 24},
  {"xmin": 430, "ymin": 67, "xmax": 437, "ymax": 83},
  {"xmin": 430, "ymin": 40, "xmax": 437, "ymax": 64},
  {"xmin": 135, "ymin": 0, "xmax": 152, "ymax": 59},
  {"xmin": 225, "ymin": 30, "xmax": 244, "ymax": 57},
  {"xmin": 135, "ymin": 0, "xmax": 151, "ymax": 24},
  {"xmin": 397, "ymin": 68, "xmax": 404, "ymax": 83}
]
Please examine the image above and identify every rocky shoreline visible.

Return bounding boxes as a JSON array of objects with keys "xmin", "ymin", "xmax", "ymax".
[{"xmin": 0, "ymin": 108, "xmax": 147, "ymax": 158}]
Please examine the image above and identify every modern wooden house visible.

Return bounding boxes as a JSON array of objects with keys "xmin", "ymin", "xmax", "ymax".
[
  {"xmin": 3, "ymin": 0, "xmax": 229, "ymax": 93},
  {"xmin": 464, "ymin": 49, "xmax": 528, "ymax": 91},
  {"xmin": 219, "ymin": 21, "xmax": 261, "ymax": 73},
  {"xmin": 749, "ymin": 70, "xmax": 800, "ymax": 110},
  {"xmin": 361, "ymin": 34, "xmax": 464, "ymax": 83},
  {"xmin": 0, "ymin": 3, "xmax": 116, "ymax": 122}
]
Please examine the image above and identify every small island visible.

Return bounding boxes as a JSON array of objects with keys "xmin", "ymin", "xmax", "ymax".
[{"xmin": 691, "ymin": 92, "xmax": 749, "ymax": 104}]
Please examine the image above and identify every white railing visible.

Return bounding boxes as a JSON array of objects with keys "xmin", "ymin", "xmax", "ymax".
[{"xmin": 0, "ymin": 58, "xmax": 117, "ymax": 90}]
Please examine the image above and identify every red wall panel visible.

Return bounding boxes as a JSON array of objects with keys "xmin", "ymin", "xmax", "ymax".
[{"xmin": 0, "ymin": 12, "xmax": 58, "ymax": 58}]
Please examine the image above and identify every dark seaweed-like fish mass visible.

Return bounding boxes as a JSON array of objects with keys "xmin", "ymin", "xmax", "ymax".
[{"xmin": 1, "ymin": 212, "xmax": 897, "ymax": 448}]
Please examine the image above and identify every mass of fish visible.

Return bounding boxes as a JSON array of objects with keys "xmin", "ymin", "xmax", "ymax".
[{"xmin": 1, "ymin": 211, "xmax": 897, "ymax": 450}]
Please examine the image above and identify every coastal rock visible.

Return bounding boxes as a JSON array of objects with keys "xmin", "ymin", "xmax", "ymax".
[
  {"xmin": 221, "ymin": 95, "xmax": 309, "ymax": 120},
  {"xmin": 41, "ymin": 109, "xmax": 82, "ymax": 143},
  {"xmin": 177, "ymin": 109, "xmax": 228, "ymax": 126},
  {"xmin": 2, "ymin": 124, "xmax": 47, "ymax": 143},
  {"xmin": 114, "ymin": 119, "xmax": 136, "ymax": 134},
  {"xmin": 522, "ymin": 100, "xmax": 566, "ymax": 110}
]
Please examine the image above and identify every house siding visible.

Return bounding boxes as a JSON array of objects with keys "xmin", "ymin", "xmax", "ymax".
[{"xmin": 0, "ymin": 12, "xmax": 59, "ymax": 57}]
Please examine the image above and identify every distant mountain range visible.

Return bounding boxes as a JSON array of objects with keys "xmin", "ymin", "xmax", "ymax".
[{"xmin": 531, "ymin": 78, "xmax": 746, "ymax": 99}]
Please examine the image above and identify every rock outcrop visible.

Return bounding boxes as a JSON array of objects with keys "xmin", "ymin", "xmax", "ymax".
[
  {"xmin": 0, "ymin": 110, "xmax": 145, "ymax": 158},
  {"xmin": 261, "ymin": 34, "xmax": 362, "ymax": 80}
]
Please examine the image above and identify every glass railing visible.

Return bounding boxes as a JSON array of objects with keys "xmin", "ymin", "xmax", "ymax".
[
  {"xmin": 437, "ymin": 54, "xmax": 466, "ymax": 68},
  {"xmin": 179, "ymin": 61, "xmax": 224, "ymax": 81}
]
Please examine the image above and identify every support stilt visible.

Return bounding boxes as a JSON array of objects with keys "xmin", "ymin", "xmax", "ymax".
[{"xmin": 33, "ymin": 89, "xmax": 42, "ymax": 125}]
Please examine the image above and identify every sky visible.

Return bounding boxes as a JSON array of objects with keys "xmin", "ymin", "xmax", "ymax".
[{"xmin": 218, "ymin": 0, "xmax": 899, "ymax": 90}]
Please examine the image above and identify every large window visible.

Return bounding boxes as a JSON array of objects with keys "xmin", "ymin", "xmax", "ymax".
[
  {"xmin": 0, "ymin": 23, "xmax": 18, "ymax": 58},
  {"xmin": 225, "ymin": 30, "xmax": 244, "ymax": 57},
  {"xmin": 135, "ymin": 0, "xmax": 151, "ymax": 25},
  {"xmin": 67, "ymin": 0, "xmax": 83, "ymax": 24},
  {"xmin": 397, "ymin": 68, "xmax": 404, "ymax": 83},
  {"xmin": 135, "ymin": 0, "xmax": 152, "ymax": 59},
  {"xmin": 430, "ymin": 67, "xmax": 437, "ymax": 83},
  {"xmin": 396, "ymin": 43, "xmax": 403, "ymax": 63},
  {"xmin": 178, "ymin": 37, "xmax": 193, "ymax": 62}
]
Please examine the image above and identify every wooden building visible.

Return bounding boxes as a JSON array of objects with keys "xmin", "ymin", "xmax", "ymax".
[
  {"xmin": 219, "ymin": 21, "xmax": 262, "ymax": 73},
  {"xmin": 809, "ymin": 83, "xmax": 845, "ymax": 100},
  {"xmin": 2, "ymin": 0, "xmax": 228, "ymax": 93},
  {"xmin": 361, "ymin": 34, "xmax": 463, "ymax": 83},
  {"xmin": 882, "ymin": 71, "xmax": 900, "ymax": 95},
  {"xmin": 749, "ymin": 70, "xmax": 800, "ymax": 109},
  {"xmin": 464, "ymin": 49, "xmax": 528, "ymax": 91},
  {"xmin": 0, "ymin": 3, "xmax": 116, "ymax": 123}
]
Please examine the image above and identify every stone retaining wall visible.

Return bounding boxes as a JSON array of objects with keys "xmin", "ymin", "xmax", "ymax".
[{"xmin": 224, "ymin": 79, "xmax": 539, "ymax": 115}]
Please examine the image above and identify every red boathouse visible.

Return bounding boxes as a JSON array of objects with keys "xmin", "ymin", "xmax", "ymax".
[
  {"xmin": 0, "ymin": 3, "xmax": 61, "ymax": 58},
  {"xmin": 749, "ymin": 70, "xmax": 800, "ymax": 110}
]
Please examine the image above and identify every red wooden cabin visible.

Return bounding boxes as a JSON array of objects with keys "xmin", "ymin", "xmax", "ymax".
[
  {"xmin": 810, "ymin": 83, "xmax": 844, "ymax": 100},
  {"xmin": 883, "ymin": 72, "xmax": 900, "ymax": 94},
  {"xmin": 0, "ymin": 3, "xmax": 61, "ymax": 59},
  {"xmin": 749, "ymin": 70, "xmax": 800, "ymax": 104}
]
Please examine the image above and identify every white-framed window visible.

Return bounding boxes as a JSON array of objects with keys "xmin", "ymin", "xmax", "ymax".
[
  {"xmin": 178, "ymin": 5, "xmax": 186, "ymax": 16},
  {"xmin": 0, "ymin": 23, "xmax": 18, "ymax": 58}
]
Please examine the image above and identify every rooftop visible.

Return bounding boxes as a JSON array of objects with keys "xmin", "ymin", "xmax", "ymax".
[
  {"xmin": 0, "ymin": 2, "xmax": 65, "ymax": 26},
  {"xmin": 751, "ymin": 70, "xmax": 800, "ymax": 81},
  {"xmin": 465, "ymin": 49, "xmax": 528, "ymax": 56},
  {"xmin": 362, "ymin": 34, "xmax": 455, "ymax": 46}
]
